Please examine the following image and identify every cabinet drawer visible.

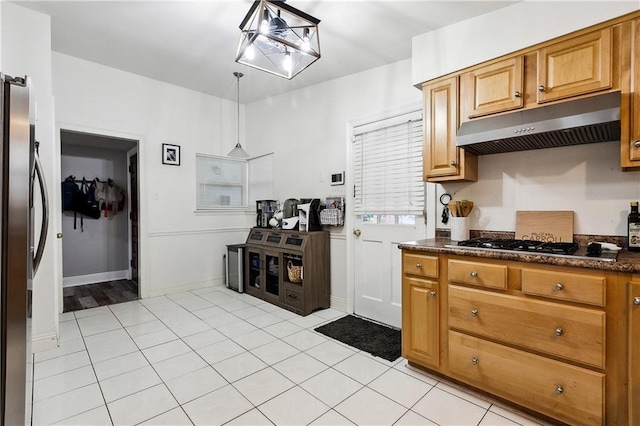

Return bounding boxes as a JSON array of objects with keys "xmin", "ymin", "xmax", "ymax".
[
  {"xmin": 403, "ymin": 252, "xmax": 438, "ymax": 278},
  {"xmin": 449, "ymin": 331, "xmax": 604, "ymax": 426},
  {"xmin": 521, "ymin": 268, "xmax": 606, "ymax": 306},
  {"xmin": 283, "ymin": 283, "xmax": 303, "ymax": 311},
  {"xmin": 448, "ymin": 259, "xmax": 507, "ymax": 290},
  {"xmin": 449, "ymin": 285, "xmax": 605, "ymax": 368}
]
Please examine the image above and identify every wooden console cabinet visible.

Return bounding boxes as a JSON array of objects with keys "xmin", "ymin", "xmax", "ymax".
[
  {"xmin": 245, "ymin": 228, "xmax": 330, "ymax": 316},
  {"xmin": 402, "ymin": 250, "xmax": 630, "ymax": 425}
]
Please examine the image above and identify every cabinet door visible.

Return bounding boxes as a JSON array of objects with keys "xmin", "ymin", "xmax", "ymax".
[
  {"xmin": 461, "ymin": 56, "xmax": 524, "ymax": 120},
  {"xmin": 537, "ymin": 28, "xmax": 612, "ymax": 103},
  {"xmin": 627, "ymin": 19, "xmax": 640, "ymax": 165},
  {"xmin": 245, "ymin": 247, "xmax": 264, "ymax": 298},
  {"xmin": 423, "ymin": 77, "xmax": 458, "ymax": 179},
  {"xmin": 402, "ymin": 277, "xmax": 439, "ymax": 368},
  {"xmin": 263, "ymin": 250, "xmax": 282, "ymax": 304},
  {"xmin": 630, "ymin": 281, "xmax": 640, "ymax": 425}
]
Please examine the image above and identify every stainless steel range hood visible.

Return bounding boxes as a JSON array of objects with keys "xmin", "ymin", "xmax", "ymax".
[{"xmin": 456, "ymin": 91, "xmax": 621, "ymax": 155}]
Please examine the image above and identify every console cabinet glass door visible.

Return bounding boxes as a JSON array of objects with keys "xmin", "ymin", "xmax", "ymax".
[
  {"xmin": 263, "ymin": 250, "xmax": 282, "ymax": 303},
  {"xmin": 246, "ymin": 248, "xmax": 263, "ymax": 298}
]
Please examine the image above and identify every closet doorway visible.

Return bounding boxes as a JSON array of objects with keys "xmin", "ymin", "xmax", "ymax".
[{"xmin": 60, "ymin": 130, "xmax": 139, "ymax": 313}]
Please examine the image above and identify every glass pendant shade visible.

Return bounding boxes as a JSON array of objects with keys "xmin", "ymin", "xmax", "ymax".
[{"xmin": 236, "ymin": 0, "xmax": 321, "ymax": 79}]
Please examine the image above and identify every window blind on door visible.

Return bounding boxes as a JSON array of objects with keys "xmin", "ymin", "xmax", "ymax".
[{"xmin": 353, "ymin": 111, "xmax": 424, "ymax": 215}]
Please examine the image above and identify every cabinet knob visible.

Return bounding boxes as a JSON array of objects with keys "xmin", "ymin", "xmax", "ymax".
[
  {"xmin": 429, "ymin": 290, "xmax": 437, "ymax": 297},
  {"xmin": 555, "ymin": 385, "xmax": 564, "ymax": 395},
  {"xmin": 514, "ymin": 90, "xmax": 521, "ymax": 98},
  {"xmin": 470, "ymin": 271, "xmax": 478, "ymax": 278},
  {"xmin": 450, "ymin": 161, "xmax": 457, "ymax": 167},
  {"xmin": 538, "ymin": 85, "xmax": 546, "ymax": 92},
  {"xmin": 634, "ymin": 296, "xmax": 640, "ymax": 305},
  {"xmin": 555, "ymin": 283, "xmax": 564, "ymax": 291},
  {"xmin": 353, "ymin": 229, "xmax": 362, "ymax": 237},
  {"xmin": 471, "ymin": 308, "xmax": 479, "ymax": 317},
  {"xmin": 555, "ymin": 327, "xmax": 564, "ymax": 336},
  {"xmin": 415, "ymin": 263, "xmax": 422, "ymax": 269},
  {"xmin": 634, "ymin": 140, "xmax": 640, "ymax": 148},
  {"xmin": 471, "ymin": 357, "xmax": 479, "ymax": 365}
]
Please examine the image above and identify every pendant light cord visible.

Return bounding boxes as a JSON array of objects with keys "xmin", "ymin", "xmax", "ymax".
[{"xmin": 234, "ymin": 72, "xmax": 243, "ymax": 146}]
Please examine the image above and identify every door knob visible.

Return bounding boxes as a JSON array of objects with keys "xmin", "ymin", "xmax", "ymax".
[{"xmin": 353, "ymin": 229, "xmax": 362, "ymax": 237}]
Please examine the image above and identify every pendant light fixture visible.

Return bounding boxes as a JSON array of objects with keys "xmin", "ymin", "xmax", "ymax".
[
  {"xmin": 236, "ymin": 0, "xmax": 321, "ymax": 79},
  {"xmin": 228, "ymin": 71, "xmax": 250, "ymax": 158}
]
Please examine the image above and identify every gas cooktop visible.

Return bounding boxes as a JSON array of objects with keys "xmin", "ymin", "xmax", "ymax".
[{"xmin": 444, "ymin": 238, "xmax": 618, "ymax": 262}]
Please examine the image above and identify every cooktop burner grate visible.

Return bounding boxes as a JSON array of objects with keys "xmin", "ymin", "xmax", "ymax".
[{"xmin": 456, "ymin": 238, "xmax": 579, "ymax": 254}]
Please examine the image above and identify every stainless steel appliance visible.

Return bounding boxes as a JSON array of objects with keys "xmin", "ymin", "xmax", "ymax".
[
  {"xmin": 256, "ymin": 199, "xmax": 278, "ymax": 228},
  {"xmin": 456, "ymin": 91, "xmax": 621, "ymax": 155},
  {"xmin": 445, "ymin": 238, "xmax": 618, "ymax": 262},
  {"xmin": 1, "ymin": 73, "xmax": 49, "ymax": 425},
  {"xmin": 225, "ymin": 244, "xmax": 245, "ymax": 292}
]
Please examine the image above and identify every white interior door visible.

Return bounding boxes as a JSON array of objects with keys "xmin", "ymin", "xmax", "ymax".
[{"xmin": 353, "ymin": 217, "xmax": 425, "ymax": 328}]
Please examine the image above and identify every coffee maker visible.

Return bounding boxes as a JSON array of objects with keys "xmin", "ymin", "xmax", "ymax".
[
  {"xmin": 298, "ymin": 198, "xmax": 322, "ymax": 232},
  {"xmin": 256, "ymin": 200, "xmax": 278, "ymax": 228}
]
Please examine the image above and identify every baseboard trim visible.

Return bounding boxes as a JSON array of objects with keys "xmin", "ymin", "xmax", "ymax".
[
  {"xmin": 330, "ymin": 295, "xmax": 346, "ymax": 311},
  {"xmin": 147, "ymin": 277, "xmax": 225, "ymax": 298},
  {"xmin": 32, "ymin": 332, "xmax": 58, "ymax": 353},
  {"xmin": 63, "ymin": 270, "xmax": 130, "ymax": 288}
]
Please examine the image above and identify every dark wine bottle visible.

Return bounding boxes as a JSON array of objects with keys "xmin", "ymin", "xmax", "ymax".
[{"xmin": 628, "ymin": 201, "xmax": 640, "ymax": 251}]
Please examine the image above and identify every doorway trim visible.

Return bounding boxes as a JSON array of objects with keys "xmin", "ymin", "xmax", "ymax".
[{"xmin": 54, "ymin": 122, "xmax": 147, "ymax": 313}]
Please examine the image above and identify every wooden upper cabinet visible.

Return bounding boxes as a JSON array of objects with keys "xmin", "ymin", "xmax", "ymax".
[
  {"xmin": 537, "ymin": 28, "xmax": 612, "ymax": 103},
  {"xmin": 625, "ymin": 19, "xmax": 640, "ymax": 166},
  {"xmin": 423, "ymin": 77, "xmax": 477, "ymax": 182},
  {"xmin": 460, "ymin": 56, "xmax": 524, "ymax": 120}
]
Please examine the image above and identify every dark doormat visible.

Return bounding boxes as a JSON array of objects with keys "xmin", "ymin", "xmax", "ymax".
[{"xmin": 314, "ymin": 315, "xmax": 401, "ymax": 362}]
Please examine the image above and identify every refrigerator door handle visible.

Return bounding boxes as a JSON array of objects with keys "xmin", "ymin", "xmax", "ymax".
[{"xmin": 32, "ymin": 143, "xmax": 48, "ymax": 275}]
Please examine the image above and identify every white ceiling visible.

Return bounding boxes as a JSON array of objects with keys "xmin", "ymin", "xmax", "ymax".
[{"xmin": 14, "ymin": 1, "xmax": 519, "ymax": 103}]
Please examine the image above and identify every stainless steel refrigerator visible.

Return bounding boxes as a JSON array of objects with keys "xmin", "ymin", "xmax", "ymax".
[{"xmin": 1, "ymin": 73, "xmax": 48, "ymax": 425}]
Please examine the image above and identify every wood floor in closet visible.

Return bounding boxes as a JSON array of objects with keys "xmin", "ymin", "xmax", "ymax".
[{"xmin": 63, "ymin": 280, "xmax": 138, "ymax": 313}]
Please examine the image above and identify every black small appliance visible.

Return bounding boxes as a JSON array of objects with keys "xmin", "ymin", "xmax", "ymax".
[{"xmin": 256, "ymin": 199, "xmax": 278, "ymax": 228}]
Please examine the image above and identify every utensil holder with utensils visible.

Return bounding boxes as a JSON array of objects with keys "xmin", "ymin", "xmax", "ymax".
[{"xmin": 448, "ymin": 199, "xmax": 473, "ymax": 241}]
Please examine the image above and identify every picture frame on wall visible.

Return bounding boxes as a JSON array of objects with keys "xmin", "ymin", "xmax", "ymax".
[{"xmin": 162, "ymin": 143, "xmax": 180, "ymax": 166}]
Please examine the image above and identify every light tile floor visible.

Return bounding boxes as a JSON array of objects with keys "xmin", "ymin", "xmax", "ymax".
[{"xmin": 32, "ymin": 286, "xmax": 550, "ymax": 425}]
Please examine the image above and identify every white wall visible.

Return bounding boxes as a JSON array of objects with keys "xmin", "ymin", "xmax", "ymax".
[
  {"xmin": 412, "ymin": 1, "xmax": 640, "ymax": 85},
  {"xmin": 245, "ymin": 59, "xmax": 424, "ymax": 305},
  {"xmin": 52, "ymin": 52, "xmax": 253, "ymax": 298},
  {"xmin": 61, "ymin": 144, "xmax": 129, "ymax": 281},
  {"xmin": 412, "ymin": 1, "xmax": 640, "ymax": 237},
  {"xmin": 1, "ymin": 3, "xmax": 59, "ymax": 351}
]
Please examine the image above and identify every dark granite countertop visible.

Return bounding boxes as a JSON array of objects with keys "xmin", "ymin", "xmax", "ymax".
[{"xmin": 399, "ymin": 237, "xmax": 640, "ymax": 273}]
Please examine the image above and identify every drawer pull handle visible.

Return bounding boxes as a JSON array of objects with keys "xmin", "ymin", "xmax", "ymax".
[
  {"xmin": 416, "ymin": 263, "xmax": 422, "ymax": 269},
  {"xmin": 471, "ymin": 357, "xmax": 479, "ymax": 365},
  {"xmin": 555, "ymin": 283, "xmax": 564, "ymax": 291},
  {"xmin": 471, "ymin": 309, "xmax": 479, "ymax": 317},
  {"xmin": 288, "ymin": 294, "xmax": 298, "ymax": 299},
  {"xmin": 470, "ymin": 271, "xmax": 478, "ymax": 278},
  {"xmin": 429, "ymin": 290, "xmax": 437, "ymax": 297},
  {"xmin": 555, "ymin": 385, "xmax": 564, "ymax": 395},
  {"xmin": 634, "ymin": 297, "xmax": 640, "ymax": 305},
  {"xmin": 555, "ymin": 327, "xmax": 564, "ymax": 336}
]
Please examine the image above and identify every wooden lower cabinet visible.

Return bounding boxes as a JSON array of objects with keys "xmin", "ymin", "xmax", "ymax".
[
  {"xmin": 449, "ymin": 331, "xmax": 605, "ymax": 425},
  {"xmin": 401, "ymin": 249, "xmax": 631, "ymax": 425},
  {"xmin": 402, "ymin": 277, "xmax": 439, "ymax": 368},
  {"xmin": 245, "ymin": 228, "xmax": 330, "ymax": 315},
  {"xmin": 629, "ymin": 280, "xmax": 640, "ymax": 425}
]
